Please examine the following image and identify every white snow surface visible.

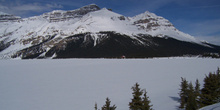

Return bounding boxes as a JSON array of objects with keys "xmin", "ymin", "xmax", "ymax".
[
  {"xmin": 74, "ymin": 8, "xmax": 142, "ymax": 35},
  {"xmin": 199, "ymin": 103, "xmax": 220, "ymax": 110},
  {"xmin": 0, "ymin": 58, "xmax": 220, "ymax": 110}
]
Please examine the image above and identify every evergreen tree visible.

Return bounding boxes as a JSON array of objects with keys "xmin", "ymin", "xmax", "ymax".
[
  {"xmin": 95, "ymin": 102, "xmax": 98, "ymax": 110},
  {"xmin": 102, "ymin": 97, "xmax": 116, "ymax": 110},
  {"xmin": 142, "ymin": 89, "xmax": 153, "ymax": 110},
  {"xmin": 179, "ymin": 77, "xmax": 189, "ymax": 109},
  {"xmin": 195, "ymin": 79, "xmax": 201, "ymax": 108},
  {"xmin": 217, "ymin": 67, "xmax": 220, "ymax": 102},
  {"xmin": 200, "ymin": 71, "xmax": 220, "ymax": 107},
  {"xmin": 129, "ymin": 83, "xmax": 144, "ymax": 110},
  {"xmin": 217, "ymin": 67, "xmax": 220, "ymax": 74},
  {"xmin": 186, "ymin": 82, "xmax": 197, "ymax": 110},
  {"xmin": 195, "ymin": 79, "xmax": 200, "ymax": 96}
]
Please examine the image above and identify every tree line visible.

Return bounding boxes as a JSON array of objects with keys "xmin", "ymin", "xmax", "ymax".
[
  {"xmin": 179, "ymin": 68, "xmax": 220, "ymax": 110},
  {"xmin": 95, "ymin": 68, "xmax": 220, "ymax": 110},
  {"xmin": 95, "ymin": 83, "xmax": 153, "ymax": 110}
]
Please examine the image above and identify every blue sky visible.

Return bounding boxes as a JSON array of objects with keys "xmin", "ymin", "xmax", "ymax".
[{"xmin": 1, "ymin": 0, "xmax": 220, "ymax": 45}]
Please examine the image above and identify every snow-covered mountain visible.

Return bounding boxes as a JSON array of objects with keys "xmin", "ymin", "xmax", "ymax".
[{"xmin": 0, "ymin": 4, "xmax": 219, "ymax": 59}]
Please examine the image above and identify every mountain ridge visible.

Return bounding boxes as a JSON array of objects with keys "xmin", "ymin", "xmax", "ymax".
[{"xmin": 0, "ymin": 4, "xmax": 219, "ymax": 59}]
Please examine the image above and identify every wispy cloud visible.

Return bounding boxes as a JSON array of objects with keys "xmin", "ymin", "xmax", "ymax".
[
  {"xmin": 194, "ymin": 19, "xmax": 220, "ymax": 45},
  {"xmin": 114, "ymin": 0, "xmax": 178, "ymax": 16},
  {"xmin": 189, "ymin": 19, "xmax": 220, "ymax": 36},
  {"xmin": 0, "ymin": 1, "xmax": 63, "ymax": 17},
  {"xmin": 12, "ymin": 3, "xmax": 62, "ymax": 12},
  {"xmin": 142, "ymin": 0, "xmax": 177, "ymax": 11},
  {"xmin": 174, "ymin": 19, "xmax": 220, "ymax": 45},
  {"xmin": 191, "ymin": 5, "xmax": 220, "ymax": 9},
  {"xmin": 198, "ymin": 35, "xmax": 220, "ymax": 45}
]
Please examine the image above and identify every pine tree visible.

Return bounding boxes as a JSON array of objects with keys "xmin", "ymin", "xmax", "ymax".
[
  {"xmin": 186, "ymin": 82, "xmax": 197, "ymax": 110},
  {"xmin": 129, "ymin": 83, "xmax": 144, "ymax": 110},
  {"xmin": 102, "ymin": 97, "xmax": 116, "ymax": 110},
  {"xmin": 217, "ymin": 67, "xmax": 220, "ymax": 74},
  {"xmin": 179, "ymin": 77, "xmax": 189, "ymax": 109},
  {"xmin": 95, "ymin": 102, "xmax": 98, "ymax": 110},
  {"xmin": 200, "ymin": 71, "xmax": 220, "ymax": 107},
  {"xmin": 217, "ymin": 67, "xmax": 220, "ymax": 102},
  {"xmin": 195, "ymin": 79, "xmax": 200, "ymax": 96},
  {"xmin": 195, "ymin": 79, "xmax": 201, "ymax": 108},
  {"xmin": 142, "ymin": 89, "xmax": 153, "ymax": 110}
]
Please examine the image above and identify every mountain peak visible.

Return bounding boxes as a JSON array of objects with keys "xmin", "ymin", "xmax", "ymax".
[
  {"xmin": 76, "ymin": 4, "xmax": 100, "ymax": 12},
  {"xmin": 80, "ymin": 4, "xmax": 100, "ymax": 9},
  {"xmin": 132, "ymin": 11, "xmax": 164, "ymax": 22},
  {"xmin": 132, "ymin": 10, "xmax": 175, "ymax": 33}
]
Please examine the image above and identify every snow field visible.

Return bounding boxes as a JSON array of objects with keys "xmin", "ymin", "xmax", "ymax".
[
  {"xmin": 0, "ymin": 58, "xmax": 220, "ymax": 110},
  {"xmin": 199, "ymin": 103, "xmax": 220, "ymax": 110}
]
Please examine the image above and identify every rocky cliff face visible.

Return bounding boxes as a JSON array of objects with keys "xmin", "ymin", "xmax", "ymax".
[
  {"xmin": 0, "ymin": 4, "xmax": 219, "ymax": 59},
  {"xmin": 132, "ymin": 11, "xmax": 174, "ymax": 31},
  {"xmin": 0, "ymin": 12, "xmax": 21, "ymax": 22},
  {"xmin": 42, "ymin": 4, "xmax": 100, "ymax": 22}
]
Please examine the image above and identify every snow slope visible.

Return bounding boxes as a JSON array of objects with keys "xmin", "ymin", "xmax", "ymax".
[
  {"xmin": 199, "ymin": 103, "xmax": 220, "ymax": 110},
  {"xmin": 131, "ymin": 11, "xmax": 198, "ymax": 42},
  {"xmin": 0, "ymin": 58, "xmax": 220, "ymax": 110}
]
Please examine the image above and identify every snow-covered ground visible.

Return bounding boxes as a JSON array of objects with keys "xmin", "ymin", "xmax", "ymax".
[
  {"xmin": 0, "ymin": 58, "xmax": 220, "ymax": 110},
  {"xmin": 199, "ymin": 103, "xmax": 220, "ymax": 110}
]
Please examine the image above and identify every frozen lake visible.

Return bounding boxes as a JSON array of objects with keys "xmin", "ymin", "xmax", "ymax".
[{"xmin": 0, "ymin": 58, "xmax": 220, "ymax": 110}]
